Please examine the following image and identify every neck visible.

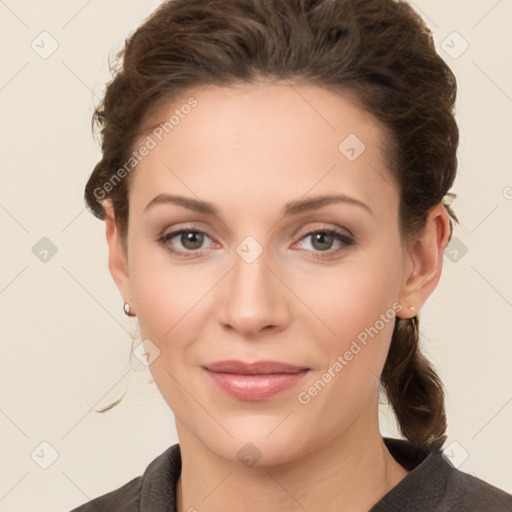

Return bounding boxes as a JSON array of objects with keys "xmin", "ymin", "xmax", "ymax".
[{"xmin": 175, "ymin": 412, "xmax": 409, "ymax": 512}]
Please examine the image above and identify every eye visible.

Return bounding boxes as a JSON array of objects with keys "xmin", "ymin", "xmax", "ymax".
[
  {"xmin": 156, "ymin": 225, "xmax": 355, "ymax": 260},
  {"xmin": 294, "ymin": 227, "xmax": 355, "ymax": 259},
  {"xmin": 157, "ymin": 227, "xmax": 216, "ymax": 257}
]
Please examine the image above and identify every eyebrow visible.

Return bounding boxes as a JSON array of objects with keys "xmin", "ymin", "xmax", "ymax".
[{"xmin": 143, "ymin": 193, "xmax": 372, "ymax": 216}]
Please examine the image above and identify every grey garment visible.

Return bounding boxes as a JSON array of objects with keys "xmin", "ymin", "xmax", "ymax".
[
  {"xmin": 368, "ymin": 440, "xmax": 512, "ymax": 512},
  {"xmin": 69, "ymin": 438, "xmax": 512, "ymax": 512}
]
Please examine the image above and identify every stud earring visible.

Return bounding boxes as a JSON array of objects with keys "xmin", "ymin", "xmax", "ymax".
[
  {"xmin": 123, "ymin": 302, "xmax": 136, "ymax": 317},
  {"xmin": 408, "ymin": 306, "xmax": 415, "ymax": 311}
]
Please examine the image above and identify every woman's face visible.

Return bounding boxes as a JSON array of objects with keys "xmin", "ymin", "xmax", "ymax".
[{"xmin": 113, "ymin": 82, "xmax": 422, "ymax": 464}]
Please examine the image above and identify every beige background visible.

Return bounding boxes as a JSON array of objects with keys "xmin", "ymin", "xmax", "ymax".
[{"xmin": 1, "ymin": 0, "xmax": 511, "ymax": 510}]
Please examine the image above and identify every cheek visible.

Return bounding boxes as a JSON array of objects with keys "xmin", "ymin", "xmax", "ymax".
[
  {"xmin": 127, "ymin": 232, "xmax": 218, "ymax": 340},
  {"xmin": 293, "ymin": 243, "xmax": 403, "ymax": 399},
  {"xmin": 127, "ymin": 248, "xmax": 215, "ymax": 412},
  {"xmin": 293, "ymin": 248, "xmax": 403, "ymax": 346},
  {"xmin": 126, "ymin": 240, "xmax": 228, "ymax": 407},
  {"xmin": 295, "ymin": 283, "xmax": 399, "ymax": 433}
]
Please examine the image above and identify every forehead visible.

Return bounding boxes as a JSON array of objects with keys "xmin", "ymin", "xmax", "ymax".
[
  {"xmin": 140, "ymin": 80, "xmax": 385, "ymax": 152},
  {"xmin": 129, "ymin": 81, "xmax": 398, "ymax": 218}
]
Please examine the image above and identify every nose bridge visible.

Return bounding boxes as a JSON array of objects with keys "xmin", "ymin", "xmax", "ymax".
[{"xmin": 218, "ymin": 237, "xmax": 289, "ymax": 335}]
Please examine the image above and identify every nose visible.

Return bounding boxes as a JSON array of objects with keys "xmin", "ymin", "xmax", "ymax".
[{"xmin": 217, "ymin": 246, "xmax": 291, "ymax": 338}]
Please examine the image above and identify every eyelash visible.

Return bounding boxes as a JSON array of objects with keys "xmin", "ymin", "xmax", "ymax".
[{"xmin": 156, "ymin": 225, "xmax": 355, "ymax": 260}]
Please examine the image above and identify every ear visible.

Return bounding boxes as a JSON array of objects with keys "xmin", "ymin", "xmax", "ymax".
[
  {"xmin": 396, "ymin": 203, "xmax": 451, "ymax": 319},
  {"xmin": 103, "ymin": 200, "xmax": 132, "ymax": 309}
]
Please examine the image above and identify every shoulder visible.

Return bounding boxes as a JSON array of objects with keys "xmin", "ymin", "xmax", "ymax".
[
  {"xmin": 68, "ymin": 476, "xmax": 142, "ymax": 512},
  {"xmin": 67, "ymin": 444, "xmax": 181, "ymax": 512},
  {"xmin": 443, "ymin": 463, "xmax": 512, "ymax": 511},
  {"xmin": 373, "ymin": 438, "xmax": 512, "ymax": 511}
]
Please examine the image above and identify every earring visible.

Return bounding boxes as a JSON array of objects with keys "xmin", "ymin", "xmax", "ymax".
[
  {"xmin": 408, "ymin": 306, "xmax": 415, "ymax": 311},
  {"xmin": 123, "ymin": 302, "xmax": 136, "ymax": 317}
]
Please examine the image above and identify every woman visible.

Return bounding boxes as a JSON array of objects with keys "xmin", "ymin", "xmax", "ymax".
[{"xmin": 71, "ymin": 0, "xmax": 512, "ymax": 510}]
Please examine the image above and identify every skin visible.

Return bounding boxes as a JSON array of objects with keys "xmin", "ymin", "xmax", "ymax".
[{"xmin": 104, "ymin": 81, "xmax": 450, "ymax": 511}]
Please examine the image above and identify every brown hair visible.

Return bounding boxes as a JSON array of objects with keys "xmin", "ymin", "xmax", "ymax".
[{"xmin": 85, "ymin": 0, "xmax": 459, "ymax": 450}]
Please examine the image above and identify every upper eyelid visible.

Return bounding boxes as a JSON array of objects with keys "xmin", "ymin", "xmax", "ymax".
[
  {"xmin": 298, "ymin": 225, "xmax": 352, "ymax": 238},
  {"xmin": 161, "ymin": 224, "xmax": 350, "ymax": 238}
]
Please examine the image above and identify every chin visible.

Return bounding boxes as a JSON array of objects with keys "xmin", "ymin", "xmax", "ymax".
[{"xmin": 196, "ymin": 414, "xmax": 314, "ymax": 468}]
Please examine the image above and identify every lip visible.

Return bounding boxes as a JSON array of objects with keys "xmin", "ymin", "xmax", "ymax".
[{"xmin": 202, "ymin": 359, "xmax": 310, "ymax": 401}]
